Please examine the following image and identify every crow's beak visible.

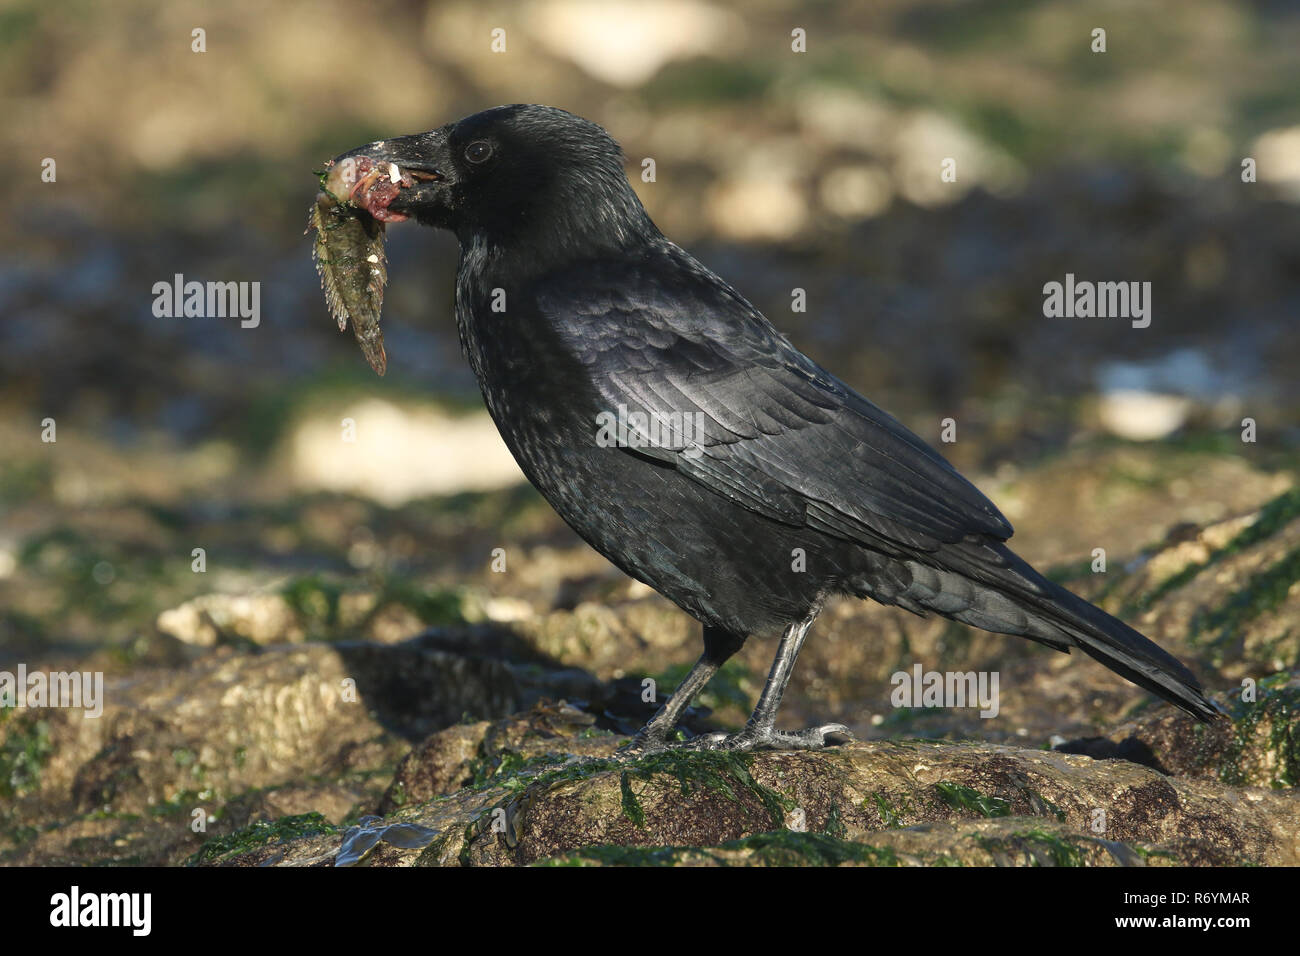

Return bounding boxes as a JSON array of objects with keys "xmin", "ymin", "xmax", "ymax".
[{"xmin": 327, "ymin": 131, "xmax": 452, "ymax": 222}]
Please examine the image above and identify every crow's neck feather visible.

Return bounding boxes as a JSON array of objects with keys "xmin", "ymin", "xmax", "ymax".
[{"xmin": 455, "ymin": 168, "xmax": 660, "ymax": 277}]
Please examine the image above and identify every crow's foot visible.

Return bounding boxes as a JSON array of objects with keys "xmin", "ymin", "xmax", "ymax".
[
  {"xmin": 681, "ymin": 723, "xmax": 854, "ymax": 752},
  {"xmin": 617, "ymin": 729, "xmax": 676, "ymax": 757}
]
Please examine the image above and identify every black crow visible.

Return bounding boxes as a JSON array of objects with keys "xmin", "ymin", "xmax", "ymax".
[{"xmin": 330, "ymin": 104, "xmax": 1221, "ymax": 751}]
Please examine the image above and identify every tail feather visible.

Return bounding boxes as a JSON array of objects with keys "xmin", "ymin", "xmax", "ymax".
[
  {"xmin": 1031, "ymin": 577, "xmax": 1224, "ymax": 722},
  {"xmin": 883, "ymin": 540, "xmax": 1226, "ymax": 722}
]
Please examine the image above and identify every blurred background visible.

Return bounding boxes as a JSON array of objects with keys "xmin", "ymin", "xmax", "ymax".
[{"xmin": 3, "ymin": 0, "xmax": 1300, "ymax": 863}]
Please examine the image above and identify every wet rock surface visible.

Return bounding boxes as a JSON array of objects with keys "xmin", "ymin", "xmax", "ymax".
[
  {"xmin": 199, "ymin": 697, "xmax": 1300, "ymax": 868},
  {"xmin": 3, "ymin": 453, "xmax": 1298, "ymax": 866}
]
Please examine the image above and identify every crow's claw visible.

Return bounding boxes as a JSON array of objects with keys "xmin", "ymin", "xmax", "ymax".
[{"xmin": 677, "ymin": 723, "xmax": 854, "ymax": 752}]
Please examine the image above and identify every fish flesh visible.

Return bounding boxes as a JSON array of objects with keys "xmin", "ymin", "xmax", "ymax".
[{"xmin": 309, "ymin": 156, "xmax": 414, "ymax": 376}]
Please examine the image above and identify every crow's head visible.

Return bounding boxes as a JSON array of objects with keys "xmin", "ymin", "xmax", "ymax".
[{"xmin": 335, "ymin": 104, "xmax": 657, "ymax": 260}]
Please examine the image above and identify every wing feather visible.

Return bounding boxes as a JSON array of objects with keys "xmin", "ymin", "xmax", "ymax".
[{"xmin": 538, "ymin": 250, "xmax": 1012, "ymax": 551}]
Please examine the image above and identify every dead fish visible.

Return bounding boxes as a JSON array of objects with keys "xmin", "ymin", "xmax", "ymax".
[{"xmin": 308, "ymin": 155, "xmax": 414, "ymax": 376}]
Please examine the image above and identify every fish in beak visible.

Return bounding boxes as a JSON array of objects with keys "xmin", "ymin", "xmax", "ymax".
[{"xmin": 307, "ymin": 133, "xmax": 449, "ymax": 376}]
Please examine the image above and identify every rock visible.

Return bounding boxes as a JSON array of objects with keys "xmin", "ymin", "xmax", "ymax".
[
  {"xmin": 1096, "ymin": 390, "xmax": 1192, "ymax": 442},
  {"xmin": 6, "ymin": 456, "xmax": 1299, "ymax": 867},
  {"xmin": 286, "ymin": 400, "xmax": 523, "ymax": 504},
  {"xmin": 206, "ymin": 702, "xmax": 1300, "ymax": 867},
  {"xmin": 1101, "ymin": 488, "xmax": 1300, "ymax": 678},
  {"xmin": 1060, "ymin": 674, "xmax": 1300, "ymax": 789},
  {"xmin": 523, "ymin": 1, "xmax": 742, "ymax": 88},
  {"xmin": 376, "ymin": 699, "xmax": 614, "ymax": 814},
  {"xmin": 546, "ymin": 818, "xmax": 1172, "ymax": 867},
  {"xmin": 157, "ymin": 592, "xmax": 303, "ymax": 647},
  {"xmin": 0, "ymin": 630, "xmax": 603, "ymax": 865},
  {"xmin": 1251, "ymin": 125, "xmax": 1300, "ymax": 201}
]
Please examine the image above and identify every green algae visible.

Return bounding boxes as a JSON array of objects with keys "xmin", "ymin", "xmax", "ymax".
[
  {"xmin": 934, "ymin": 781, "xmax": 1012, "ymax": 818},
  {"xmin": 187, "ymin": 812, "xmax": 339, "ymax": 865}
]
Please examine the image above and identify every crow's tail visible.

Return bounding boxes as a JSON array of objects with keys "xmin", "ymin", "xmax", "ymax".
[
  {"xmin": 873, "ymin": 539, "xmax": 1226, "ymax": 722},
  {"xmin": 1028, "ymin": 572, "xmax": 1224, "ymax": 722}
]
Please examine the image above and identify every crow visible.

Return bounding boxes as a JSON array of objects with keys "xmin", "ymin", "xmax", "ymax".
[{"xmin": 334, "ymin": 104, "xmax": 1222, "ymax": 752}]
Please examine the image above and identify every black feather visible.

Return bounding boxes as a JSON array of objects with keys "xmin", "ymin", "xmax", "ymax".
[{"xmin": 342, "ymin": 104, "xmax": 1222, "ymax": 727}]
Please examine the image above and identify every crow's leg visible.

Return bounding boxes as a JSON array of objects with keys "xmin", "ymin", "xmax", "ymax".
[
  {"xmin": 622, "ymin": 625, "xmax": 745, "ymax": 754},
  {"xmin": 687, "ymin": 611, "xmax": 853, "ymax": 752}
]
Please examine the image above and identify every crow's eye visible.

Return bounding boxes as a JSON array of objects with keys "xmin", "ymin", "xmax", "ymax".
[{"xmin": 465, "ymin": 141, "xmax": 493, "ymax": 164}]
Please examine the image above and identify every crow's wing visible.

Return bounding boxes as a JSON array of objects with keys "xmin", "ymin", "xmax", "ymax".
[{"xmin": 537, "ymin": 250, "xmax": 1012, "ymax": 553}]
